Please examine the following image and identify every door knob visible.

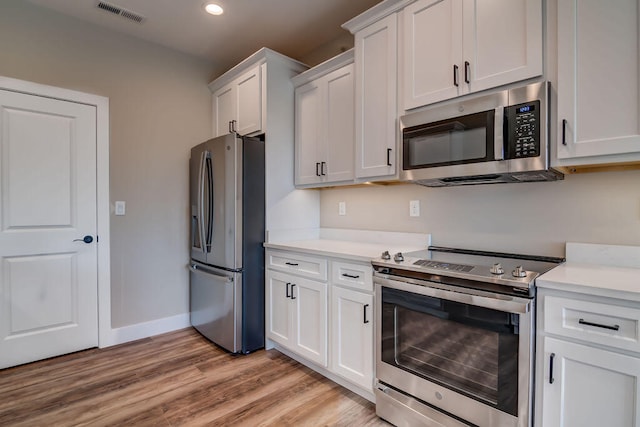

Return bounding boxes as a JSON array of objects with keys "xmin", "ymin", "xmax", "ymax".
[{"xmin": 73, "ymin": 235, "xmax": 94, "ymax": 244}]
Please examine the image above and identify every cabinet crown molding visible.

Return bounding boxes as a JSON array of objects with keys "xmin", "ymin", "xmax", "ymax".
[
  {"xmin": 292, "ymin": 49, "xmax": 354, "ymax": 87},
  {"xmin": 342, "ymin": 0, "xmax": 414, "ymax": 33},
  {"xmin": 208, "ymin": 47, "xmax": 308, "ymax": 92}
]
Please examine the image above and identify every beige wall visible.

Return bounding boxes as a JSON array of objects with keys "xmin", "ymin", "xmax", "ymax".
[
  {"xmin": 0, "ymin": 0, "xmax": 215, "ymax": 327},
  {"xmin": 320, "ymin": 170, "xmax": 640, "ymax": 257}
]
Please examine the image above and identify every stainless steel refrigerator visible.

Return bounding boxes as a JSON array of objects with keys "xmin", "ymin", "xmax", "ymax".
[{"xmin": 189, "ymin": 133, "xmax": 265, "ymax": 354}]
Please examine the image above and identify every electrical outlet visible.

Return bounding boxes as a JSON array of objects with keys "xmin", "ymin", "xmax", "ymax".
[
  {"xmin": 338, "ymin": 201, "xmax": 346, "ymax": 216},
  {"xmin": 409, "ymin": 200, "xmax": 420, "ymax": 217},
  {"xmin": 115, "ymin": 201, "xmax": 126, "ymax": 216}
]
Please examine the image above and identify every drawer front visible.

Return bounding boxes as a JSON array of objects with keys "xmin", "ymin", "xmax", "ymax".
[
  {"xmin": 332, "ymin": 260, "xmax": 373, "ymax": 292},
  {"xmin": 544, "ymin": 295, "xmax": 640, "ymax": 352},
  {"xmin": 267, "ymin": 250, "xmax": 328, "ymax": 281}
]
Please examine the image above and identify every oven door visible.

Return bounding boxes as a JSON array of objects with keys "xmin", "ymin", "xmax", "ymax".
[{"xmin": 375, "ymin": 274, "xmax": 534, "ymax": 427}]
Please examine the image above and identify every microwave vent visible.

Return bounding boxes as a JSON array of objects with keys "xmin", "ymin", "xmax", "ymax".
[{"xmin": 97, "ymin": 1, "xmax": 146, "ymax": 23}]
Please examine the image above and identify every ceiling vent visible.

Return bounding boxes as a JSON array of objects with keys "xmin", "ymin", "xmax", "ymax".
[{"xmin": 97, "ymin": 1, "xmax": 145, "ymax": 24}]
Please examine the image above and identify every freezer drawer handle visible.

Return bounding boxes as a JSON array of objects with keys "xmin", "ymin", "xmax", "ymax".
[
  {"xmin": 291, "ymin": 284, "xmax": 297, "ymax": 299},
  {"xmin": 286, "ymin": 282, "xmax": 291, "ymax": 298},
  {"xmin": 578, "ymin": 318, "xmax": 620, "ymax": 331},
  {"xmin": 285, "ymin": 262, "xmax": 299, "ymax": 267},
  {"xmin": 189, "ymin": 264, "xmax": 233, "ymax": 282}
]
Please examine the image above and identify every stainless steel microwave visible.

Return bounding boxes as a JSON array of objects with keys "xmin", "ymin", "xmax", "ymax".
[{"xmin": 400, "ymin": 82, "xmax": 563, "ymax": 187}]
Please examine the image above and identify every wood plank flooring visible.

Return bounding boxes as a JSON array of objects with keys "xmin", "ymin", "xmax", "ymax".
[{"xmin": 0, "ymin": 328, "xmax": 389, "ymax": 426}]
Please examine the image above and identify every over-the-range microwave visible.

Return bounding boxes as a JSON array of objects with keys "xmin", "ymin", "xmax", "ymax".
[{"xmin": 400, "ymin": 81, "xmax": 563, "ymax": 187}]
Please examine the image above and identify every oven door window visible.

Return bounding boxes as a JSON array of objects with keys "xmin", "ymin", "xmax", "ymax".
[
  {"xmin": 381, "ymin": 287, "xmax": 519, "ymax": 416},
  {"xmin": 402, "ymin": 110, "xmax": 495, "ymax": 169}
]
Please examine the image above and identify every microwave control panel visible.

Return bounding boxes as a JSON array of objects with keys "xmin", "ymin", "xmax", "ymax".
[{"xmin": 505, "ymin": 100, "xmax": 540, "ymax": 159}]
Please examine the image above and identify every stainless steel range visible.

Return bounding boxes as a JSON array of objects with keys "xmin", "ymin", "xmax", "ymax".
[{"xmin": 373, "ymin": 246, "xmax": 564, "ymax": 427}]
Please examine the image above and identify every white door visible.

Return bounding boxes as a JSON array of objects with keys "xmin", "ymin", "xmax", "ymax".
[
  {"xmin": 0, "ymin": 89, "xmax": 98, "ymax": 369},
  {"xmin": 212, "ymin": 84, "xmax": 235, "ymax": 137},
  {"xmin": 292, "ymin": 276, "xmax": 327, "ymax": 367},
  {"xmin": 331, "ymin": 286, "xmax": 373, "ymax": 391},
  {"xmin": 266, "ymin": 270, "xmax": 293, "ymax": 346},
  {"xmin": 541, "ymin": 337, "xmax": 640, "ymax": 427},
  {"xmin": 354, "ymin": 14, "xmax": 397, "ymax": 180},
  {"xmin": 403, "ymin": 0, "xmax": 463, "ymax": 109},
  {"xmin": 294, "ymin": 81, "xmax": 322, "ymax": 186},
  {"xmin": 235, "ymin": 65, "xmax": 262, "ymax": 136},
  {"xmin": 325, "ymin": 63, "xmax": 355, "ymax": 183}
]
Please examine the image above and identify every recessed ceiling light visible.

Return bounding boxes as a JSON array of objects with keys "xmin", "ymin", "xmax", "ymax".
[{"xmin": 204, "ymin": 3, "xmax": 224, "ymax": 15}]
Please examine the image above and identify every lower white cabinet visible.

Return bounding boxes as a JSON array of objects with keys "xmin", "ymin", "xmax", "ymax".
[
  {"xmin": 266, "ymin": 248, "xmax": 375, "ymax": 398},
  {"xmin": 266, "ymin": 270, "xmax": 327, "ymax": 366},
  {"xmin": 331, "ymin": 285, "xmax": 373, "ymax": 391},
  {"xmin": 540, "ymin": 337, "xmax": 640, "ymax": 427},
  {"xmin": 536, "ymin": 288, "xmax": 640, "ymax": 426}
]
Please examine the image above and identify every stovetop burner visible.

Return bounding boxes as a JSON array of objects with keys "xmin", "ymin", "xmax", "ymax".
[{"xmin": 373, "ymin": 246, "xmax": 565, "ymax": 295}]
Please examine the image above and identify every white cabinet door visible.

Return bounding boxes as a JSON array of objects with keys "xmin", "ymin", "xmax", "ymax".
[
  {"xmin": 331, "ymin": 286, "xmax": 373, "ymax": 392},
  {"xmin": 213, "ymin": 84, "xmax": 235, "ymax": 137},
  {"xmin": 354, "ymin": 13, "xmax": 397, "ymax": 180},
  {"xmin": 541, "ymin": 337, "xmax": 640, "ymax": 427},
  {"xmin": 235, "ymin": 65, "xmax": 262, "ymax": 137},
  {"xmin": 266, "ymin": 271, "xmax": 293, "ymax": 346},
  {"xmin": 325, "ymin": 64, "xmax": 355, "ymax": 183},
  {"xmin": 292, "ymin": 276, "xmax": 327, "ymax": 367},
  {"xmin": 557, "ymin": 0, "xmax": 640, "ymax": 160},
  {"xmin": 403, "ymin": 0, "xmax": 542, "ymax": 109},
  {"xmin": 403, "ymin": 0, "xmax": 462, "ymax": 109},
  {"xmin": 212, "ymin": 64, "xmax": 263, "ymax": 138},
  {"xmin": 462, "ymin": 0, "xmax": 542, "ymax": 94},
  {"xmin": 294, "ymin": 81, "xmax": 322, "ymax": 185}
]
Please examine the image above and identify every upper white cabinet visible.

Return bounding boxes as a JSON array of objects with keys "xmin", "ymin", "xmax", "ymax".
[
  {"xmin": 403, "ymin": 0, "xmax": 542, "ymax": 110},
  {"xmin": 212, "ymin": 64, "xmax": 263, "ymax": 137},
  {"xmin": 555, "ymin": 0, "xmax": 640, "ymax": 165},
  {"xmin": 293, "ymin": 51, "xmax": 355, "ymax": 187},
  {"xmin": 353, "ymin": 13, "xmax": 398, "ymax": 180}
]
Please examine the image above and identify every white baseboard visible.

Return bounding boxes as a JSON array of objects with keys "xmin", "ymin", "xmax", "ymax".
[{"xmin": 100, "ymin": 313, "xmax": 191, "ymax": 347}]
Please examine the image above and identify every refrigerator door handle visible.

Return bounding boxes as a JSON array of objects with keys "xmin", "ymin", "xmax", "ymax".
[
  {"xmin": 197, "ymin": 151, "xmax": 208, "ymax": 254},
  {"xmin": 204, "ymin": 153, "xmax": 214, "ymax": 252},
  {"xmin": 189, "ymin": 264, "xmax": 233, "ymax": 282}
]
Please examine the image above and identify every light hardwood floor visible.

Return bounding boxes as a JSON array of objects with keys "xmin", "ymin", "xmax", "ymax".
[{"xmin": 0, "ymin": 328, "xmax": 389, "ymax": 426}]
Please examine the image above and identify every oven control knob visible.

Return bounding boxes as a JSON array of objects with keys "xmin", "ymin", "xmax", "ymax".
[
  {"xmin": 490, "ymin": 263, "xmax": 504, "ymax": 275},
  {"xmin": 393, "ymin": 252, "xmax": 404, "ymax": 262},
  {"xmin": 381, "ymin": 250, "xmax": 391, "ymax": 260},
  {"xmin": 512, "ymin": 265, "xmax": 527, "ymax": 278}
]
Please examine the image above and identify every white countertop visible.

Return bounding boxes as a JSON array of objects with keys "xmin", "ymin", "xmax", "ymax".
[
  {"xmin": 264, "ymin": 228, "xmax": 430, "ymax": 262},
  {"xmin": 537, "ymin": 242, "xmax": 640, "ymax": 300}
]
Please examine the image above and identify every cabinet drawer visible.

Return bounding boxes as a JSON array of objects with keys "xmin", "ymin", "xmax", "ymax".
[
  {"xmin": 332, "ymin": 260, "xmax": 373, "ymax": 292},
  {"xmin": 544, "ymin": 295, "xmax": 640, "ymax": 353},
  {"xmin": 267, "ymin": 250, "xmax": 327, "ymax": 281}
]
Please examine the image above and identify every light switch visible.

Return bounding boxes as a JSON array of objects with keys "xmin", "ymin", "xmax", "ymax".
[{"xmin": 115, "ymin": 201, "xmax": 126, "ymax": 216}]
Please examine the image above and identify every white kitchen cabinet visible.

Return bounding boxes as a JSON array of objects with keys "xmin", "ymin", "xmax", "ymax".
[
  {"xmin": 555, "ymin": 0, "xmax": 640, "ymax": 165},
  {"xmin": 331, "ymin": 284, "xmax": 373, "ymax": 392},
  {"xmin": 293, "ymin": 51, "xmax": 355, "ymax": 187},
  {"xmin": 266, "ymin": 269, "xmax": 327, "ymax": 367},
  {"xmin": 536, "ymin": 288, "xmax": 640, "ymax": 426},
  {"xmin": 349, "ymin": 12, "xmax": 398, "ymax": 181},
  {"xmin": 403, "ymin": 0, "xmax": 542, "ymax": 109},
  {"xmin": 212, "ymin": 64, "xmax": 263, "ymax": 137}
]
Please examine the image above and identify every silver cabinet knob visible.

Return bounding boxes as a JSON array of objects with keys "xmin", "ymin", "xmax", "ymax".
[
  {"xmin": 512, "ymin": 265, "xmax": 527, "ymax": 278},
  {"xmin": 381, "ymin": 251, "xmax": 391, "ymax": 260},
  {"xmin": 394, "ymin": 252, "xmax": 404, "ymax": 262},
  {"xmin": 490, "ymin": 263, "xmax": 504, "ymax": 275}
]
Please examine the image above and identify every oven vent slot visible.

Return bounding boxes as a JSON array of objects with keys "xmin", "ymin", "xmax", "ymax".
[{"xmin": 97, "ymin": 1, "xmax": 146, "ymax": 23}]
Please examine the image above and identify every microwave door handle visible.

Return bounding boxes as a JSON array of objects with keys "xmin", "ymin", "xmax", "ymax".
[{"xmin": 494, "ymin": 106, "xmax": 505, "ymax": 160}]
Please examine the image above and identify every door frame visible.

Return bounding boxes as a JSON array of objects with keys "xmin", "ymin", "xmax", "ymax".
[{"xmin": 0, "ymin": 75, "xmax": 111, "ymax": 348}]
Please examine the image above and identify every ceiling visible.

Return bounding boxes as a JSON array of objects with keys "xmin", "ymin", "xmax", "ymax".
[{"xmin": 25, "ymin": 0, "xmax": 382, "ymax": 73}]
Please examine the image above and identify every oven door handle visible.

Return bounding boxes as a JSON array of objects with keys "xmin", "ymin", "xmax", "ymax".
[{"xmin": 374, "ymin": 275, "xmax": 531, "ymax": 314}]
